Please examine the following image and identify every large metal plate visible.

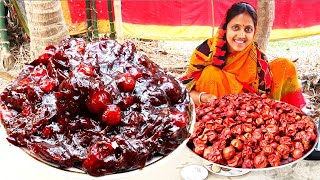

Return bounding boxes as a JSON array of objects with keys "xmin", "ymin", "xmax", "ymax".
[
  {"xmin": 188, "ymin": 118, "xmax": 318, "ymax": 176},
  {"xmin": 1, "ymin": 100, "xmax": 196, "ymax": 179}
]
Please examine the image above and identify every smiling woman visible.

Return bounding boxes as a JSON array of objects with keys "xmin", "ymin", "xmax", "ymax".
[
  {"xmin": 226, "ymin": 13, "xmax": 255, "ymax": 53},
  {"xmin": 180, "ymin": 2, "xmax": 306, "ymax": 109}
]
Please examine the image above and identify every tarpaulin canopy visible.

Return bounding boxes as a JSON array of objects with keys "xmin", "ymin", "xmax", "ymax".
[{"xmin": 25, "ymin": 0, "xmax": 320, "ymax": 40}]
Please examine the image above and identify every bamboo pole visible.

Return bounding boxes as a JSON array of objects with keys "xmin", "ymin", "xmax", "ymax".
[
  {"xmin": 0, "ymin": 0, "xmax": 9, "ymax": 53},
  {"xmin": 114, "ymin": 0, "xmax": 123, "ymax": 44},
  {"xmin": 91, "ymin": 0, "xmax": 98, "ymax": 40},
  {"xmin": 107, "ymin": 0, "xmax": 116, "ymax": 39},
  {"xmin": 85, "ymin": 0, "xmax": 92, "ymax": 41},
  {"xmin": 0, "ymin": 0, "xmax": 14, "ymax": 70}
]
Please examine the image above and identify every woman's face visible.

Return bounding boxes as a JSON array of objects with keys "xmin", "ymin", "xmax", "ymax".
[{"xmin": 226, "ymin": 12, "xmax": 255, "ymax": 53}]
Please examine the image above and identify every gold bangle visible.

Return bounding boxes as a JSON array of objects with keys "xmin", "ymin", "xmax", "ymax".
[{"xmin": 198, "ymin": 92, "xmax": 206, "ymax": 104}]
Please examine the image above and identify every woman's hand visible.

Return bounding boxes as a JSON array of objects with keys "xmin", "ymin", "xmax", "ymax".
[
  {"xmin": 190, "ymin": 90, "xmax": 217, "ymax": 104},
  {"xmin": 200, "ymin": 93, "xmax": 217, "ymax": 103}
]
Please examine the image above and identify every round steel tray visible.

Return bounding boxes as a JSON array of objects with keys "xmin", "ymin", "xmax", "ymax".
[
  {"xmin": 5, "ymin": 100, "xmax": 196, "ymax": 179},
  {"xmin": 188, "ymin": 119, "xmax": 319, "ymax": 177}
]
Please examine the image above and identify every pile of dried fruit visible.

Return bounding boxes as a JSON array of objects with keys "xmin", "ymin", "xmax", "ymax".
[
  {"xmin": 188, "ymin": 93, "xmax": 317, "ymax": 168},
  {"xmin": 0, "ymin": 38, "xmax": 191, "ymax": 176}
]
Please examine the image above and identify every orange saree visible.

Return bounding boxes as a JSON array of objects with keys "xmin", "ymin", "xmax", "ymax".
[{"xmin": 180, "ymin": 21, "xmax": 306, "ymax": 108}]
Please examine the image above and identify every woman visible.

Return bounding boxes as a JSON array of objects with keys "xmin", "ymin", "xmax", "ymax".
[{"xmin": 180, "ymin": 2, "xmax": 306, "ymax": 109}]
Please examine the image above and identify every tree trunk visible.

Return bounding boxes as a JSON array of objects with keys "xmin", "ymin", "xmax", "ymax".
[
  {"xmin": 255, "ymin": 0, "xmax": 275, "ymax": 52},
  {"xmin": 114, "ymin": 0, "xmax": 124, "ymax": 44},
  {"xmin": 24, "ymin": 0, "xmax": 70, "ymax": 60}
]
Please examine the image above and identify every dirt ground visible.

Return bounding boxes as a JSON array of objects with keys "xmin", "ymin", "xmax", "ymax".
[{"xmin": 0, "ymin": 36, "xmax": 319, "ymax": 119}]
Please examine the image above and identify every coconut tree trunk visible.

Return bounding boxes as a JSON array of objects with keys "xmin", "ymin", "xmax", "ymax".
[
  {"xmin": 114, "ymin": 0, "xmax": 123, "ymax": 44},
  {"xmin": 24, "ymin": 0, "xmax": 70, "ymax": 60},
  {"xmin": 255, "ymin": 0, "xmax": 275, "ymax": 52}
]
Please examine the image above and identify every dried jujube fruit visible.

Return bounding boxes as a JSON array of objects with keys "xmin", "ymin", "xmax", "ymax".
[{"xmin": 188, "ymin": 93, "xmax": 317, "ymax": 169}]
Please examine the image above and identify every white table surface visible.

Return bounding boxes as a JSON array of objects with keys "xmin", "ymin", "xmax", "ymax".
[{"xmin": 1, "ymin": 124, "xmax": 320, "ymax": 180}]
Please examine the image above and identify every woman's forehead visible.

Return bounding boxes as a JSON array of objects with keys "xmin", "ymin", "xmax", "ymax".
[{"xmin": 228, "ymin": 13, "xmax": 254, "ymax": 26}]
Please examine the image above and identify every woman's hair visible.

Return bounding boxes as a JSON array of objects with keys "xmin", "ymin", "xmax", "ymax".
[{"xmin": 225, "ymin": 2, "xmax": 258, "ymax": 27}]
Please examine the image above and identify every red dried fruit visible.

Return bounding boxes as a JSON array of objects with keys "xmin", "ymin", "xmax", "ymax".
[
  {"xmin": 243, "ymin": 123, "xmax": 253, "ymax": 133},
  {"xmin": 42, "ymin": 126, "xmax": 53, "ymax": 138},
  {"xmin": 86, "ymin": 90, "xmax": 112, "ymax": 114},
  {"xmin": 18, "ymin": 78, "xmax": 31, "ymax": 86},
  {"xmin": 116, "ymin": 93, "xmax": 134, "ymax": 110},
  {"xmin": 115, "ymin": 73, "xmax": 136, "ymax": 92},
  {"xmin": 242, "ymin": 145, "xmax": 253, "ymax": 159},
  {"xmin": 270, "ymin": 142, "xmax": 279, "ymax": 149},
  {"xmin": 101, "ymin": 104, "xmax": 122, "ymax": 125},
  {"xmin": 21, "ymin": 105, "xmax": 32, "ymax": 117},
  {"xmin": 223, "ymin": 146, "xmax": 236, "ymax": 160},
  {"xmin": 37, "ymin": 53, "xmax": 52, "ymax": 64},
  {"xmin": 254, "ymin": 154, "xmax": 268, "ymax": 168},
  {"xmin": 45, "ymin": 45, "xmax": 56, "ymax": 52},
  {"xmin": 226, "ymin": 109, "xmax": 236, "ymax": 118},
  {"xmin": 268, "ymin": 154, "xmax": 281, "ymax": 167},
  {"xmin": 31, "ymin": 66, "xmax": 47, "ymax": 80},
  {"xmin": 75, "ymin": 63, "xmax": 95, "ymax": 76},
  {"xmin": 82, "ymin": 141, "xmax": 115, "ymax": 173},
  {"xmin": 128, "ymin": 67, "xmax": 142, "ymax": 80},
  {"xmin": 223, "ymin": 117, "xmax": 236, "ymax": 128},
  {"xmin": 255, "ymin": 117, "xmax": 264, "ymax": 126},
  {"xmin": 227, "ymin": 153, "xmax": 242, "ymax": 167},
  {"xmin": 189, "ymin": 93, "xmax": 317, "ymax": 169},
  {"xmin": 279, "ymin": 136, "xmax": 293, "ymax": 147},
  {"xmin": 265, "ymin": 124, "xmax": 279, "ymax": 135},
  {"xmin": 277, "ymin": 144, "xmax": 290, "ymax": 159},
  {"xmin": 230, "ymin": 139, "xmax": 243, "ymax": 150},
  {"xmin": 261, "ymin": 93, "xmax": 268, "ymax": 99},
  {"xmin": 292, "ymin": 148, "xmax": 304, "ymax": 159},
  {"xmin": 194, "ymin": 143, "xmax": 206, "ymax": 155},
  {"xmin": 203, "ymin": 146, "xmax": 223, "ymax": 164},
  {"xmin": 262, "ymin": 145, "xmax": 274, "ymax": 156},
  {"xmin": 160, "ymin": 81, "xmax": 181, "ymax": 103},
  {"xmin": 39, "ymin": 78, "xmax": 57, "ymax": 93},
  {"xmin": 242, "ymin": 159, "xmax": 254, "ymax": 168},
  {"xmin": 159, "ymin": 75, "xmax": 182, "ymax": 103},
  {"xmin": 171, "ymin": 110, "xmax": 188, "ymax": 128},
  {"xmin": 206, "ymin": 130, "xmax": 218, "ymax": 143}
]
